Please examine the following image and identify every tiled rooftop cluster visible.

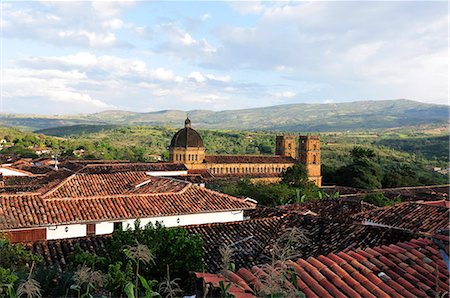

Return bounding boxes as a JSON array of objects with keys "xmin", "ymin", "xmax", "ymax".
[
  {"xmin": 353, "ymin": 202, "xmax": 450, "ymax": 234},
  {"xmin": 276, "ymin": 198, "xmax": 378, "ymax": 222},
  {"xmin": 0, "ymin": 183, "xmax": 255, "ymax": 230},
  {"xmin": 29, "ymin": 235, "xmax": 111, "ymax": 271},
  {"xmin": 340, "ymin": 185, "xmax": 450, "ymax": 202},
  {"xmin": 75, "ymin": 162, "xmax": 188, "ymax": 174},
  {"xmin": 196, "ymin": 237, "xmax": 450, "ymax": 298},
  {"xmin": 187, "ymin": 215, "xmax": 416, "ymax": 273},
  {"xmin": 43, "ymin": 172, "xmax": 187, "ymax": 198}
]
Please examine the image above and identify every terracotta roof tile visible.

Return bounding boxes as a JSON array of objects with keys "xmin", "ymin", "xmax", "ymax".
[
  {"xmin": 0, "ymin": 181, "xmax": 255, "ymax": 230},
  {"xmin": 195, "ymin": 237, "xmax": 450, "ymax": 298},
  {"xmin": 184, "ymin": 215, "xmax": 416, "ymax": 272},
  {"xmin": 43, "ymin": 172, "xmax": 188, "ymax": 198},
  {"xmin": 353, "ymin": 202, "xmax": 450, "ymax": 234}
]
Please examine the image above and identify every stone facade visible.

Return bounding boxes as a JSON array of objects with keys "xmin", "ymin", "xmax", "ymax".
[
  {"xmin": 275, "ymin": 135, "xmax": 296, "ymax": 158},
  {"xmin": 168, "ymin": 119, "xmax": 322, "ymax": 186},
  {"xmin": 298, "ymin": 135, "xmax": 322, "ymax": 186}
]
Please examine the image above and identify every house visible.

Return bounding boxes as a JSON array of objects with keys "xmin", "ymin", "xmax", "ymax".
[
  {"xmin": 0, "ymin": 162, "xmax": 256, "ymax": 243},
  {"xmin": 30, "ymin": 147, "xmax": 51, "ymax": 155}
]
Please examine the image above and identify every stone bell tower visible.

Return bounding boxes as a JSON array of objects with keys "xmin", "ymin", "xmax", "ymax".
[
  {"xmin": 275, "ymin": 135, "xmax": 296, "ymax": 159},
  {"xmin": 298, "ymin": 134, "xmax": 322, "ymax": 187}
]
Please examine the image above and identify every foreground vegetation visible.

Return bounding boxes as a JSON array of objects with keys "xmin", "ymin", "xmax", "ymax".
[{"xmin": 0, "ymin": 222, "xmax": 203, "ymax": 297}]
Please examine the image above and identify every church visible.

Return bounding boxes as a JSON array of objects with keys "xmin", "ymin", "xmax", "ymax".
[{"xmin": 168, "ymin": 118, "xmax": 322, "ymax": 186}]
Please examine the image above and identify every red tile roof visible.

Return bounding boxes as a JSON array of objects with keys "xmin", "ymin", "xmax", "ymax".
[
  {"xmin": 418, "ymin": 200, "xmax": 450, "ymax": 208},
  {"xmin": 42, "ymin": 172, "xmax": 187, "ymax": 198},
  {"xmin": 353, "ymin": 202, "xmax": 450, "ymax": 234},
  {"xmin": 185, "ymin": 215, "xmax": 415, "ymax": 273},
  {"xmin": 0, "ymin": 181, "xmax": 255, "ymax": 230},
  {"xmin": 75, "ymin": 162, "xmax": 188, "ymax": 174},
  {"xmin": 340, "ymin": 184, "xmax": 450, "ymax": 202},
  {"xmin": 276, "ymin": 198, "xmax": 378, "ymax": 222},
  {"xmin": 204, "ymin": 155, "xmax": 296, "ymax": 164},
  {"xmin": 195, "ymin": 237, "xmax": 450, "ymax": 297}
]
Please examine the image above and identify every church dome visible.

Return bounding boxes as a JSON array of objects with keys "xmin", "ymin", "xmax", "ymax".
[{"xmin": 170, "ymin": 117, "xmax": 204, "ymax": 148}]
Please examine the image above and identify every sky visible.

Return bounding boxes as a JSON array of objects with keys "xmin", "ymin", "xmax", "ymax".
[{"xmin": 1, "ymin": 1, "xmax": 448, "ymax": 115}]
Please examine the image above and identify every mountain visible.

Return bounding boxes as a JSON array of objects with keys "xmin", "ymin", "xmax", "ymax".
[{"xmin": 2, "ymin": 99, "xmax": 448, "ymax": 132}]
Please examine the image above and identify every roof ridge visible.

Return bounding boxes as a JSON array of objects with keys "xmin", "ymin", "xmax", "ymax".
[
  {"xmin": 40, "ymin": 173, "xmax": 76, "ymax": 198},
  {"xmin": 191, "ymin": 184, "xmax": 257, "ymax": 206}
]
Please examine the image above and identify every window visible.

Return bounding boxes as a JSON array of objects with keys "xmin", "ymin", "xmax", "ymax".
[
  {"xmin": 313, "ymin": 155, "xmax": 317, "ymax": 164},
  {"xmin": 313, "ymin": 144, "xmax": 317, "ymax": 150}
]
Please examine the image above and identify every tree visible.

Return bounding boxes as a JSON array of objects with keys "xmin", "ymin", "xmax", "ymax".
[
  {"xmin": 107, "ymin": 222, "xmax": 203, "ymax": 291},
  {"xmin": 382, "ymin": 164, "xmax": 419, "ymax": 188},
  {"xmin": 281, "ymin": 163, "xmax": 309, "ymax": 187},
  {"xmin": 335, "ymin": 146, "xmax": 383, "ymax": 189}
]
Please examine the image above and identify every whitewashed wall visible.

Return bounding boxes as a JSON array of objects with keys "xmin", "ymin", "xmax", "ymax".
[
  {"xmin": 44, "ymin": 210, "xmax": 245, "ymax": 240},
  {"xmin": 122, "ymin": 210, "xmax": 244, "ymax": 230},
  {"xmin": 46, "ymin": 224, "xmax": 86, "ymax": 240},
  {"xmin": 96, "ymin": 222, "xmax": 114, "ymax": 235}
]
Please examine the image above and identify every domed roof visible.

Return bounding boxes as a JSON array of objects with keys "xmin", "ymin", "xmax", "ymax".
[{"xmin": 170, "ymin": 117, "xmax": 204, "ymax": 148}]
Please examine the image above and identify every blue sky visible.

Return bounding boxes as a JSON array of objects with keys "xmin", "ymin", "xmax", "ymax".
[{"xmin": 1, "ymin": 1, "xmax": 448, "ymax": 114}]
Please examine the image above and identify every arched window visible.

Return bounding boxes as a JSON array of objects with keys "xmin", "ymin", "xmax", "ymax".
[
  {"xmin": 313, "ymin": 144, "xmax": 317, "ymax": 150},
  {"xmin": 313, "ymin": 155, "xmax": 317, "ymax": 164}
]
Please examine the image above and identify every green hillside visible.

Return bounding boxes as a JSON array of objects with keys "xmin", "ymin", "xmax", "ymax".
[
  {"xmin": 3, "ymin": 123, "xmax": 448, "ymax": 186},
  {"xmin": 2, "ymin": 99, "xmax": 448, "ymax": 131}
]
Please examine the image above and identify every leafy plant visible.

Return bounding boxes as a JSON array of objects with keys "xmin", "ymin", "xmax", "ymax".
[
  {"xmin": 0, "ymin": 267, "xmax": 18, "ymax": 298},
  {"xmin": 158, "ymin": 266, "xmax": 183, "ymax": 298},
  {"xmin": 218, "ymin": 281, "xmax": 234, "ymax": 298},
  {"xmin": 16, "ymin": 262, "xmax": 41, "ymax": 298},
  {"xmin": 124, "ymin": 241, "xmax": 155, "ymax": 298},
  {"xmin": 71, "ymin": 264, "xmax": 105, "ymax": 298}
]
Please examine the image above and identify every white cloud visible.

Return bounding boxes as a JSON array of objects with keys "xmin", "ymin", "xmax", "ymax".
[
  {"xmin": 156, "ymin": 22, "xmax": 217, "ymax": 59},
  {"xmin": 2, "ymin": 1, "xmax": 133, "ymax": 48},
  {"xmin": 3, "ymin": 68, "xmax": 114, "ymax": 111},
  {"xmin": 201, "ymin": 14, "xmax": 211, "ymax": 21},
  {"xmin": 17, "ymin": 52, "xmax": 183, "ymax": 83},
  {"xmin": 228, "ymin": 1, "xmax": 265, "ymax": 15},
  {"xmin": 208, "ymin": 2, "xmax": 448, "ymax": 104},
  {"xmin": 188, "ymin": 71, "xmax": 231, "ymax": 83},
  {"xmin": 274, "ymin": 91, "xmax": 296, "ymax": 99}
]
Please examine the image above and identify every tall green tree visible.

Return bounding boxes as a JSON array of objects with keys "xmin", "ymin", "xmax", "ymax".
[{"xmin": 335, "ymin": 146, "xmax": 383, "ymax": 189}]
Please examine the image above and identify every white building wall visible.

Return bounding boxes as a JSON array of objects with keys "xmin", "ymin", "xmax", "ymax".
[
  {"xmin": 46, "ymin": 224, "xmax": 87, "ymax": 240},
  {"xmin": 122, "ymin": 210, "xmax": 244, "ymax": 230},
  {"xmin": 96, "ymin": 222, "xmax": 114, "ymax": 235},
  {"xmin": 44, "ymin": 210, "xmax": 245, "ymax": 240}
]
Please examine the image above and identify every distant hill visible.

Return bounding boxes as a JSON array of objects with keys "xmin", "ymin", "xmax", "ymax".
[{"xmin": 2, "ymin": 99, "xmax": 448, "ymax": 132}]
